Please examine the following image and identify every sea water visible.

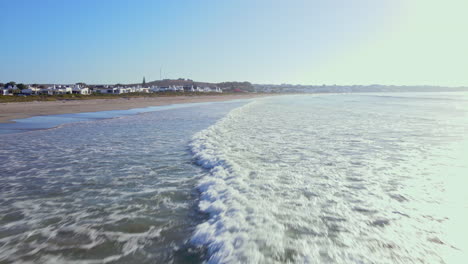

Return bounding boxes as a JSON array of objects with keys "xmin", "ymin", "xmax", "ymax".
[
  {"xmin": 0, "ymin": 101, "xmax": 246, "ymax": 263},
  {"xmin": 1, "ymin": 93, "xmax": 467, "ymax": 263}
]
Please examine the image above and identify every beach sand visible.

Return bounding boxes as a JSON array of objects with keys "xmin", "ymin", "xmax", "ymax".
[{"xmin": 0, "ymin": 94, "xmax": 269, "ymax": 123}]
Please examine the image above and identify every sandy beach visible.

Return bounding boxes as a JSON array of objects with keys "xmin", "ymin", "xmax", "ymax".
[{"xmin": 0, "ymin": 94, "xmax": 269, "ymax": 123}]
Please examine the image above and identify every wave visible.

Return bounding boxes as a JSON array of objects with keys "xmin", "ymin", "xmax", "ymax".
[
  {"xmin": 188, "ymin": 94, "xmax": 467, "ymax": 263},
  {"xmin": 189, "ymin": 101, "xmax": 269, "ymax": 263}
]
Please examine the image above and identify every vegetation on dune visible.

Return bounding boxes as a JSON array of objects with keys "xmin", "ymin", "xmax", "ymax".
[
  {"xmin": 217, "ymin": 82, "xmax": 254, "ymax": 92},
  {"xmin": 16, "ymin": 83, "xmax": 28, "ymax": 90}
]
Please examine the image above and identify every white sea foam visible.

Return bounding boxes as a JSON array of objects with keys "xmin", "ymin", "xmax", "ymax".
[{"xmin": 190, "ymin": 94, "xmax": 468, "ymax": 263}]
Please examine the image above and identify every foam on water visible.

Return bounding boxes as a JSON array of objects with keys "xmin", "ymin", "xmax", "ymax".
[
  {"xmin": 1, "ymin": 93, "xmax": 467, "ymax": 263},
  {"xmin": 0, "ymin": 101, "xmax": 247, "ymax": 263},
  {"xmin": 190, "ymin": 93, "xmax": 468, "ymax": 263}
]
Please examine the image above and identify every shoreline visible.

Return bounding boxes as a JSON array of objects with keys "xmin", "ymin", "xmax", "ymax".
[{"xmin": 0, "ymin": 94, "xmax": 270, "ymax": 123}]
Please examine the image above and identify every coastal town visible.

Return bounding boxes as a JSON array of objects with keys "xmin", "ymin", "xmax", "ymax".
[
  {"xmin": 2, "ymin": 79, "xmax": 468, "ymax": 98},
  {"xmin": 1, "ymin": 81, "xmax": 223, "ymax": 96}
]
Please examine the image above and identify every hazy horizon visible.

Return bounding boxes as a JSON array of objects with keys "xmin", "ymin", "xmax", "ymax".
[{"xmin": 1, "ymin": 0, "xmax": 467, "ymax": 86}]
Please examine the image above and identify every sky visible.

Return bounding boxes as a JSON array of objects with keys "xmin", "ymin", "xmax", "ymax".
[{"xmin": 0, "ymin": 0, "xmax": 467, "ymax": 86}]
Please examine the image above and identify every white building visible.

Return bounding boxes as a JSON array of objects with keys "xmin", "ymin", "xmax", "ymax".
[
  {"xmin": 97, "ymin": 87, "xmax": 134, "ymax": 94},
  {"xmin": 25, "ymin": 86, "xmax": 52, "ymax": 95},
  {"xmin": 72, "ymin": 85, "xmax": 90, "ymax": 95},
  {"xmin": 45, "ymin": 85, "xmax": 72, "ymax": 95},
  {"xmin": 136, "ymin": 87, "xmax": 150, "ymax": 93},
  {"xmin": 56, "ymin": 87, "xmax": 72, "ymax": 94}
]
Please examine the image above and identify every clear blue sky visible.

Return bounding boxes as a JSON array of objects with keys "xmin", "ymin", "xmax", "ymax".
[{"xmin": 1, "ymin": 0, "xmax": 467, "ymax": 86}]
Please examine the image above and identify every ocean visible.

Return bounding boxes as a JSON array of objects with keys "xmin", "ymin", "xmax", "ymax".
[{"xmin": 0, "ymin": 93, "xmax": 467, "ymax": 263}]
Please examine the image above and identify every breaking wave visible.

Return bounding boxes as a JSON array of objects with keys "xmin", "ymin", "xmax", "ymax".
[{"xmin": 189, "ymin": 94, "xmax": 468, "ymax": 263}]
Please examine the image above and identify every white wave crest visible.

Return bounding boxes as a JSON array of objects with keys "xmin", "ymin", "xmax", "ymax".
[{"xmin": 190, "ymin": 101, "xmax": 275, "ymax": 263}]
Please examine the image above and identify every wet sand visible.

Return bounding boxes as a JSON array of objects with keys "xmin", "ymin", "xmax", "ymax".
[{"xmin": 0, "ymin": 94, "xmax": 269, "ymax": 123}]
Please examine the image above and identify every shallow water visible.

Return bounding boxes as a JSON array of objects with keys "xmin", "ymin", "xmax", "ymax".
[
  {"xmin": 0, "ymin": 101, "xmax": 246, "ymax": 263},
  {"xmin": 0, "ymin": 101, "xmax": 248, "ymax": 134},
  {"xmin": 1, "ymin": 93, "xmax": 468, "ymax": 263}
]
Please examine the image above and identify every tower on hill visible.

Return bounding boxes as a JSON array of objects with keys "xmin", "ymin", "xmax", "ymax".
[{"xmin": 142, "ymin": 76, "xmax": 146, "ymax": 86}]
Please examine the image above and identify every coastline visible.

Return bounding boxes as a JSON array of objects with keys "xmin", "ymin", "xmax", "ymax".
[{"xmin": 0, "ymin": 94, "xmax": 269, "ymax": 123}]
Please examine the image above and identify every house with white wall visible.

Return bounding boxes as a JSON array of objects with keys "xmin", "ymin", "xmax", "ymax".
[{"xmin": 72, "ymin": 85, "xmax": 90, "ymax": 95}]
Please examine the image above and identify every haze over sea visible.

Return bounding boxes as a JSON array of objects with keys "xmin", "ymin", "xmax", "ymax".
[{"xmin": 1, "ymin": 92, "xmax": 467, "ymax": 263}]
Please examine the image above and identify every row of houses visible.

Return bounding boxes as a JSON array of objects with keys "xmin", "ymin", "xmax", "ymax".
[
  {"xmin": 93, "ymin": 86, "xmax": 149, "ymax": 94},
  {"xmin": 97, "ymin": 85, "xmax": 222, "ymax": 94},
  {"xmin": 2, "ymin": 84, "xmax": 90, "ymax": 96},
  {"xmin": 2, "ymin": 84, "xmax": 223, "ymax": 96}
]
